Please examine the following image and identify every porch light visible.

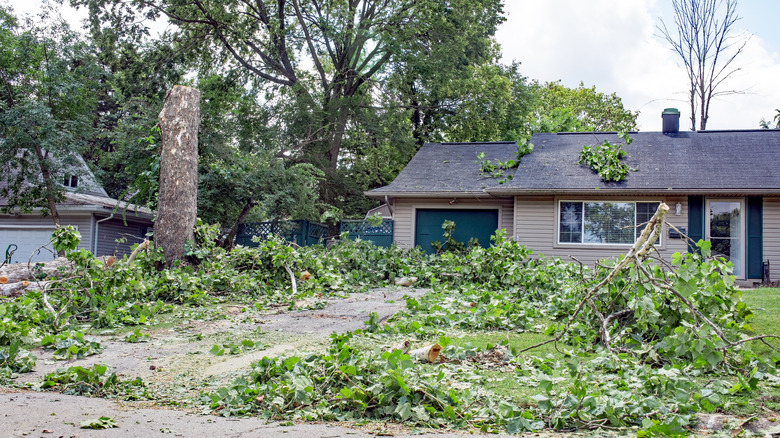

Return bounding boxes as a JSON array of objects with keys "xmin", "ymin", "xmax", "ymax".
[{"xmin": 675, "ymin": 202, "xmax": 682, "ymax": 216}]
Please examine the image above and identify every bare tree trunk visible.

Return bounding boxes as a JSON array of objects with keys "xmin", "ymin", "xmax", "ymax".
[
  {"xmin": 689, "ymin": 86, "xmax": 697, "ymax": 132},
  {"xmin": 32, "ymin": 145, "xmax": 62, "ymax": 229},
  {"xmin": 156, "ymin": 86, "xmax": 201, "ymax": 268},
  {"xmin": 32, "ymin": 145, "xmax": 65, "ymax": 256},
  {"xmin": 221, "ymin": 199, "xmax": 255, "ymax": 250}
]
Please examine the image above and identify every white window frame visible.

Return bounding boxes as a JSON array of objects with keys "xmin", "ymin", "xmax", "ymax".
[
  {"xmin": 63, "ymin": 175, "xmax": 78, "ymax": 188},
  {"xmin": 556, "ymin": 200, "xmax": 664, "ymax": 246}
]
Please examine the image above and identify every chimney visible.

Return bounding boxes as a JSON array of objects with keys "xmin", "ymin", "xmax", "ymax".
[{"xmin": 662, "ymin": 108, "xmax": 680, "ymax": 134}]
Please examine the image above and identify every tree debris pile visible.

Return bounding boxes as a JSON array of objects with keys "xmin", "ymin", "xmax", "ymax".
[{"xmin": 1, "ymin": 206, "xmax": 779, "ymax": 435}]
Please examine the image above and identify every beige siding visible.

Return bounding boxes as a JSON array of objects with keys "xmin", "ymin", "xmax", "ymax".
[
  {"xmin": 95, "ymin": 217, "xmax": 149, "ymax": 257},
  {"xmin": 0, "ymin": 213, "xmax": 93, "ymax": 254},
  {"xmin": 392, "ymin": 198, "xmax": 514, "ymax": 249},
  {"xmin": 764, "ymin": 198, "xmax": 780, "ymax": 281},
  {"xmin": 514, "ymin": 195, "xmax": 689, "ymax": 265}
]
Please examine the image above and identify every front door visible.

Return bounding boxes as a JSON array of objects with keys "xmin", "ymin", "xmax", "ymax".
[{"xmin": 707, "ymin": 199, "xmax": 744, "ymax": 278}]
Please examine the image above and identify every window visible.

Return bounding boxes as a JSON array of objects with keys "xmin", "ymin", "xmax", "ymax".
[
  {"xmin": 706, "ymin": 199, "xmax": 744, "ymax": 278},
  {"xmin": 558, "ymin": 201, "xmax": 661, "ymax": 245},
  {"xmin": 63, "ymin": 175, "xmax": 78, "ymax": 188}
]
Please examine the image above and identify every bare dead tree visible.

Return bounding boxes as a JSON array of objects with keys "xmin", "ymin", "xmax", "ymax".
[{"xmin": 658, "ymin": 0, "xmax": 750, "ymax": 131}]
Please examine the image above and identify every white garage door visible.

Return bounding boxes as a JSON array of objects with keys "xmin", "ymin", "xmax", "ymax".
[{"xmin": 0, "ymin": 226, "xmax": 58, "ymax": 264}]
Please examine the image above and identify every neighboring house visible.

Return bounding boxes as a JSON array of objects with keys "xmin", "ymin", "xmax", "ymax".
[
  {"xmin": 364, "ymin": 203, "xmax": 393, "ymax": 220},
  {"xmin": 0, "ymin": 156, "xmax": 153, "ymax": 264},
  {"xmin": 366, "ymin": 110, "xmax": 780, "ymax": 283}
]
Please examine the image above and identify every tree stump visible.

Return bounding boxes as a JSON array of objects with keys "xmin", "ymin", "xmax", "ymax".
[{"xmin": 156, "ymin": 86, "xmax": 201, "ymax": 267}]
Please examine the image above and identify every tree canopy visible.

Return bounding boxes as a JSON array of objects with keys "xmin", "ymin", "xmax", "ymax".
[
  {"xmin": 0, "ymin": 6, "xmax": 103, "ymax": 225},
  {"xmin": 527, "ymin": 81, "xmax": 638, "ymax": 133},
  {"xmin": 70, "ymin": 0, "xmax": 506, "ymax": 210},
  {"xmin": 2, "ymin": 1, "xmax": 643, "ymax": 226}
]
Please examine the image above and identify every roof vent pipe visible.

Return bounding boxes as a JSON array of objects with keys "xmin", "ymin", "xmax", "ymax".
[{"xmin": 662, "ymin": 108, "xmax": 680, "ymax": 134}]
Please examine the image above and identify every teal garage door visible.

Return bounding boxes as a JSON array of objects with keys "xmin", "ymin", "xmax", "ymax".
[{"xmin": 415, "ymin": 209, "xmax": 499, "ymax": 254}]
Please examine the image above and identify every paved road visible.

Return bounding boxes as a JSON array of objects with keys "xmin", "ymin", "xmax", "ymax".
[{"xmin": 1, "ymin": 390, "xmax": 519, "ymax": 438}]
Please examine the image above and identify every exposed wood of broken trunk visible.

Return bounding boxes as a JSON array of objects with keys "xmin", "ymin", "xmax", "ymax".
[{"xmin": 155, "ymin": 86, "xmax": 201, "ymax": 267}]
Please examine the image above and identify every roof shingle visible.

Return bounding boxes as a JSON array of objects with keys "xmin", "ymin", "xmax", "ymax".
[{"xmin": 367, "ymin": 130, "xmax": 780, "ymax": 197}]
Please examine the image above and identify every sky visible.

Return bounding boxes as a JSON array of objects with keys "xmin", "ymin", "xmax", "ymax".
[
  {"xmin": 11, "ymin": 0, "xmax": 780, "ymax": 132},
  {"xmin": 496, "ymin": 0, "xmax": 780, "ymax": 131}
]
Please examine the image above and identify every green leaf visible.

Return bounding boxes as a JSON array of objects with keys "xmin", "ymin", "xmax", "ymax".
[
  {"xmin": 80, "ymin": 416, "xmax": 117, "ymax": 429},
  {"xmin": 673, "ymin": 277, "xmax": 698, "ymax": 298},
  {"xmin": 394, "ymin": 401, "xmax": 412, "ymax": 420},
  {"xmin": 538, "ymin": 374, "xmax": 553, "ymax": 394}
]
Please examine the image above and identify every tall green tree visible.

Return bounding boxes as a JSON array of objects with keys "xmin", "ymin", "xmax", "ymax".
[
  {"xmin": 527, "ymin": 81, "xmax": 639, "ymax": 133},
  {"xmin": 436, "ymin": 62, "xmax": 533, "ymax": 142},
  {"xmin": 0, "ymin": 6, "xmax": 103, "ymax": 226},
  {"xmin": 71, "ymin": 0, "xmax": 506, "ymax": 210},
  {"xmin": 195, "ymin": 74, "xmax": 324, "ymax": 232}
]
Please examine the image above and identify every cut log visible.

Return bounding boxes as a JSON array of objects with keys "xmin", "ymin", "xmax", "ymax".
[
  {"xmin": 409, "ymin": 343, "xmax": 442, "ymax": 363},
  {"xmin": 0, "ymin": 255, "xmax": 115, "ymax": 285},
  {"xmin": 387, "ymin": 339, "xmax": 411, "ymax": 354},
  {"xmin": 0, "ymin": 281, "xmax": 30, "ymax": 297},
  {"xmin": 0, "ymin": 257, "xmax": 72, "ymax": 283},
  {"xmin": 394, "ymin": 276, "xmax": 417, "ymax": 287}
]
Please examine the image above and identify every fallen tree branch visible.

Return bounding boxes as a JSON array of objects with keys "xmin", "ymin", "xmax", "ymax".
[
  {"xmin": 127, "ymin": 240, "xmax": 150, "ymax": 267},
  {"xmin": 283, "ymin": 263, "xmax": 298, "ymax": 295},
  {"xmin": 519, "ymin": 203, "xmax": 669, "ymax": 353}
]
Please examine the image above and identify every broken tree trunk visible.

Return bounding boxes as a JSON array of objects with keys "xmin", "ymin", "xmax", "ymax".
[
  {"xmin": 387, "ymin": 339, "xmax": 411, "ymax": 354},
  {"xmin": 156, "ymin": 86, "xmax": 201, "ymax": 268},
  {"xmin": 409, "ymin": 343, "xmax": 443, "ymax": 363}
]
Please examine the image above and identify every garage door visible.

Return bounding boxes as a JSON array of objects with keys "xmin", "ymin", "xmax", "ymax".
[
  {"xmin": 0, "ymin": 226, "xmax": 57, "ymax": 264},
  {"xmin": 414, "ymin": 209, "xmax": 499, "ymax": 254}
]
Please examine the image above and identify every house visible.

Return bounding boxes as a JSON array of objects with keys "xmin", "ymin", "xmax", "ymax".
[
  {"xmin": 364, "ymin": 203, "xmax": 393, "ymax": 220},
  {"xmin": 366, "ymin": 110, "xmax": 780, "ymax": 283},
  {"xmin": 0, "ymin": 156, "xmax": 154, "ymax": 264}
]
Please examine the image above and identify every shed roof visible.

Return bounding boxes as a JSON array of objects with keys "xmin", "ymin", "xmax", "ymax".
[
  {"xmin": 62, "ymin": 191, "xmax": 154, "ymax": 220},
  {"xmin": 367, "ymin": 130, "xmax": 780, "ymax": 197}
]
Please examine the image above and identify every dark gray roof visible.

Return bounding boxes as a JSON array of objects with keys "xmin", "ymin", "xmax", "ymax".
[
  {"xmin": 0, "ymin": 152, "xmax": 108, "ymax": 202},
  {"xmin": 63, "ymin": 192, "xmax": 154, "ymax": 219},
  {"xmin": 367, "ymin": 130, "xmax": 780, "ymax": 197},
  {"xmin": 65, "ymin": 154, "xmax": 109, "ymax": 198},
  {"xmin": 367, "ymin": 141, "xmax": 519, "ymax": 196},
  {"xmin": 0, "ymin": 152, "xmax": 152, "ymax": 220}
]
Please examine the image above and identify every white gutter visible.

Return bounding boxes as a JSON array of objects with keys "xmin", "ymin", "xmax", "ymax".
[{"xmin": 93, "ymin": 213, "xmax": 114, "ymax": 255}]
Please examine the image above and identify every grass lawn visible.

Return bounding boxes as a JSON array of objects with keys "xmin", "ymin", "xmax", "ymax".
[
  {"xmin": 439, "ymin": 288, "xmax": 780, "ymax": 410},
  {"xmin": 742, "ymin": 287, "xmax": 780, "ymax": 335}
]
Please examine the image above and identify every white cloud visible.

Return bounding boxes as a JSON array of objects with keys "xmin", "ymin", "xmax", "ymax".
[
  {"xmin": 10, "ymin": 0, "xmax": 780, "ymax": 131},
  {"xmin": 8, "ymin": 0, "xmax": 89, "ymax": 29},
  {"xmin": 8, "ymin": 0, "xmax": 169, "ymax": 38},
  {"xmin": 497, "ymin": 0, "xmax": 780, "ymax": 131}
]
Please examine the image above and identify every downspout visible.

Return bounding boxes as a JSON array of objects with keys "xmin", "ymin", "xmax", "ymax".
[
  {"xmin": 93, "ymin": 213, "xmax": 114, "ymax": 256},
  {"xmin": 384, "ymin": 196, "xmax": 394, "ymax": 217}
]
